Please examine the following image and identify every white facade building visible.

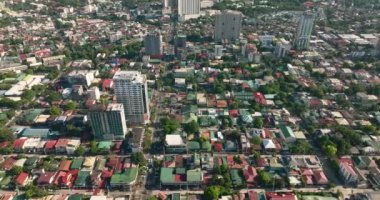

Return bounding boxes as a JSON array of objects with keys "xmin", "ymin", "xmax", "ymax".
[
  {"xmin": 113, "ymin": 71, "xmax": 150, "ymax": 124},
  {"xmin": 178, "ymin": 0, "xmax": 201, "ymax": 21},
  {"xmin": 88, "ymin": 103, "xmax": 128, "ymax": 140},
  {"xmin": 274, "ymin": 38, "xmax": 291, "ymax": 57}
]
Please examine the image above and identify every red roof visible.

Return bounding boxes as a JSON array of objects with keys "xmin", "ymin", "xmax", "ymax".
[
  {"xmin": 59, "ymin": 160, "xmax": 72, "ymax": 171},
  {"xmin": 44, "ymin": 140, "xmax": 57, "ymax": 150},
  {"xmin": 229, "ymin": 109, "xmax": 239, "ymax": 117},
  {"xmin": 102, "ymin": 79, "xmax": 113, "ymax": 89},
  {"xmin": 314, "ymin": 170, "xmax": 328, "ymax": 185},
  {"xmin": 13, "ymin": 138, "xmax": 27, "ymax": 149},
  {"xmin": 2, "ymin": 157, "xmax": 16, "ymax": 170},
  {"xmin": 254, "ymin": 92, "xmax": 267, "ymax": 105},
  {"xmin": 102, "ymin": 170, "xmax": 113, "ymax": 178},
  {"xmin": 15, "ymin": 172, "xmax": 29, "ymax": 185},
  {"xmin": 37, "ymin": 172, "xmax": 57, "ymax": 185},
  {"xmin": 213, "ymin": 142, "xmax": 223, "ymax": 152},
  {"xmin": 266, "ymin": 192, "xmax": 296, "ymax": 200},
  {"xmin": 0, "ymin": 141, "xmax": 9, "ymax": 148},
  {"xmin": 248, "ymin": 191, "xmax": 258, "ymax": 200},
  {"xmin": 55, "ymin": 138, "xmax": 70, "ymax": 148}
]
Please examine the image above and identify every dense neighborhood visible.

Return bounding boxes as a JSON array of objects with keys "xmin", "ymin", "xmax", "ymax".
[{"xmin": 0, "ymin": 0, "xmax": 380, "ymax": 200}]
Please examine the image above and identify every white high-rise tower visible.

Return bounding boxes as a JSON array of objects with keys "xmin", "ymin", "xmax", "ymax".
[
  {"xmin": 294, "ymin": 11, "xmax": 315, "ymax": 50},
  {"xmin": 113, "ymin": 71, "xmax": 150, "ymax": 124}
]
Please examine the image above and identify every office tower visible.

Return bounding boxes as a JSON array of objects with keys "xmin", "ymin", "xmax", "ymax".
[
  {"xmin": 294, "ymin": 11, "xmax": 315, "ymax": 50},
  {"xmin": 88, "ymin": 103, "xmax": 127, "ymax": 140},
  {"xmin": 178, "ymin": 0, "xmax": 200, "ymax": 21},
  {"xmin": 274, "ymin": 38, "xmax": 291, "ymax": 58},
  {"xmin": 113, "ymin": 71, "xmax": 150, "ymax": 124},
  {"xmin": 144, "ymin": 31, "xmax": 163, "ymax": 56},
  {"xmin": 214, "ymin": 10, "xmax": 242, "ymax": 42}
]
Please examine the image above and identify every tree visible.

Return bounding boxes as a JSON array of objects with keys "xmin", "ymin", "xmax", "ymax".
[
  {"xmin": 253, "ymin": 118, "xmax": 264, "ymax": 128},
  {"xmin": 74, "ymin": 146, "xmax": 85, "ymax": 156},
  {"xmin": 324, "ymin": 145, "xmax": 337, "ymax": 157},
  {"xmin": 184, "ymin": 120, "xmax": 200, "ymax": 134},
  {"xmin": 250, "ymin": 136, "xmax": 261, "ymax": 145},
  {"xmin": 131, "ymin": 152, "xmax": 146, "ymax": 166},
  {"xmin": 21, "ymin": 89, "xmax": 36, "ymax": 101},
  {"xmin": 161, "ymin": 117, "xmax": 180, "ymax": 134},
  {"xmin": 66, "ymin": 124, "xmax": 81, "ymax": 137},
  {"xmin": 289, "ymin": 140, "xmax": 313, "ymax": 154},
  {"xmin": 88, "ymin": 141, "xmax": 98, "ymax": 155},
  {"xmin": 50, "ymin": 106, "xmax": 61, "ymax": 116},
  {"xmin": 25, "ymin": 185, "xmax": 48, "ymax": 198},
  {"xmin": 204, "ymin": 186, "xmax": 221, "ymax": 200},
  {"xmin": 46, "ymin": 91, "xmax": 61, "ymax": 102},
  {"xmin": 257, "ymin": 170, "xmax": 271, "ymax": 186},
  {"xmin": 65, "ymin": 101, "xmax": 76, "ymax": 110},
  {"xmin": 7, "ymin": 166, "xmax": 23, "ymax": 176},
  {"xmin": 0, "ymin": 128, "xmax": 15, "ymax": 143}
]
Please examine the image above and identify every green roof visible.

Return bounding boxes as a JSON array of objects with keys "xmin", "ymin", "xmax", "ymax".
[
  {"xmin": 175, "ymin": 167, "xmax": 186, "ymax": 174},
  {"xmin": 0, "ymin": 113, "xmax": 7, "ymax": 121},
  {"xmin": 71, "ymin": 158, "xmax": 84, "ymax": 169},
  {"xmin": 186, "ymin": 93, "xmax": 196, "ymax": 101},
  {"xmin": 110, "ymin": 167, "xmax": 138, "ymax": 185},
  {"xmin": 68, "ymin": 194, "xmax": 83, "ymax": 200},
  {"xmin": 75, "ymin": 171, "xmax": 90, "ymax": 187},
  {"xmin": 230, "ymin": 169, "xmax": 243, "ymax": 186},
  {"xmin": 160, "ymin": 168, "xmax": 175, "ymax": 183},
  {"xmin": 22, "ymin": 109, "xmax": 44, "ymax": 123},
  {"xmin": 187, "ymin": 141, "xmax": 200, "ymax": 151},
  {"xmin": 98, "ymin": 141, "xmax": 113, "ymax": 149},
  {"xmin": 186, "ymin": 168, "xmax": 202, "ymax": 182},
  {"xmin": 280, "ymin": 125, "xmax": 295, "ymax": 138},
  {"xmin": 21, "ymin": 128, "xmax": 50, "ymax": 138},
  {"xmin": 170, "ymin": 193, "xmax": 181, "ymax": 200}
]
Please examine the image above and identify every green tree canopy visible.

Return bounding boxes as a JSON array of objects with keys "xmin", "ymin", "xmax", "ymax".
[
  {"xmin": 204, "ymin": 186, "xmax": 222, "ymax": 200},
  {"xmin": 184, "ymin": 120, "xmax": 200, "ymax": 134},
  {"xmin": 50, "ymin": 106, "xmax": 61, "ymax": 116},
  {"xmin": 161, "ymin": 117, "xmax": 180, "ymax": 134}
]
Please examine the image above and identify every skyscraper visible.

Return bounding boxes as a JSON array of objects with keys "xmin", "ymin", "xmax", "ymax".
[
  {"xmin": 144, "ymin": 31, "xmax": 163, "ymax": 56},
  {"xmin": 113, "ymin": 71, "xmax": 150, "ymax": 124},
  {"xmin": 88, "ymin": 103, "xmax": 127, "ymax": 140},
  {"xmin": 274, "ymin": 38, "xmax": 291, "ymax": 58},
  {"xmin": 178, "ymin": 0, "xmax": 200, "ymax": 21},
  {"xmin": 294, "ymin": 11, "xmax": 315, "ymax": 50},
  {"xmin": 214, "ymin": 10, "xmax": 242, "ymax": 42}
]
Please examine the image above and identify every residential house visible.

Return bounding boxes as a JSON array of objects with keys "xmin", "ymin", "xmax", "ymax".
[
  {"xmin": 110, "ymin": 167, "xmax": 138, "ymax": 190},
  {"xmin": 165, "ymin": 134, "xmax": 186, "ymax": 153},
  {"xmin": 339, "ymin": 161, "xmax": 358, "ymax": 185},
  {"xmin": 15, "ymin": 172, "xmax": 29, "ymax": 187}
]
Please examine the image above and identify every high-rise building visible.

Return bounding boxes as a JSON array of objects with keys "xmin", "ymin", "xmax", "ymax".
[
  {"xmin": 144, "ymin": 31, "xmax": 163, "ymax": 56},
  {"xmin": 88, "ymin": 103, "xmax": 128, "ymax": 140},
  {"xmin": 214, "ymin": 10, "xmax": 242, "ymax": 42},
  {"xmin": 113, "ymin": 71, "xmax": 150, "ymax": 124},
  {"xmin": 178, "ymin": 0, "xmax": 200, "ymax": 21},
  {"xmin": 294, "ymin": 11, "xmax": 315, "ymax": 50},
  {"xmin": 274, "ymin": 38, "xmax": 291, "ymax": 58}
]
